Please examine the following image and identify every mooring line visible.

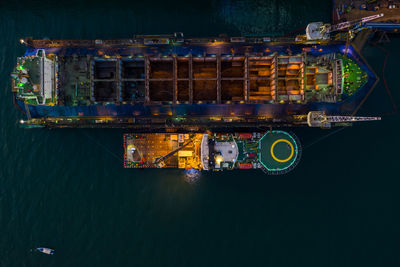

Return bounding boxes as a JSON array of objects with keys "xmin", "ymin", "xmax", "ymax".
[
  {"xmin": 80, "ymin": 130, "xmax": 122, "ymax": 162},
  {"xmin": 304, "ymin": 127, "xmax": 346, "ymax": 149},
  {"xmin": 369, "ymin": 41, "xmax": 398, "ymax": 116}
]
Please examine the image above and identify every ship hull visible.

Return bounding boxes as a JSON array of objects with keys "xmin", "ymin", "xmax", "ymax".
[{"xmin": 15, "ymin": 40, "xmax": 377, "ymax": 128}]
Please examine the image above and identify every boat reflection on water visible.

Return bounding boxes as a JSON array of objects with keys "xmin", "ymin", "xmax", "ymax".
[{"xmin": 184, "ymin": 169, "xmax": 201, "ymax": 184}]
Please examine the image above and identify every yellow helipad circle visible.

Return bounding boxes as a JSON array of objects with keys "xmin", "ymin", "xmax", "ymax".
[{"xmin": 270, "ymin": 139, "xmax": 294, "ymax": 163}]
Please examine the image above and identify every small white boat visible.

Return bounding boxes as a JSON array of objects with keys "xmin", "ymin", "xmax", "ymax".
[{"xmin": 36, "ymin": 247, "xmax": 55, "ymax": 255}]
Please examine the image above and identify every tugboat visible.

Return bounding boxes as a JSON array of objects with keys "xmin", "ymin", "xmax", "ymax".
[{"xmin": 36, "ymin": 247, "xmax": 55, "ymax": 255}]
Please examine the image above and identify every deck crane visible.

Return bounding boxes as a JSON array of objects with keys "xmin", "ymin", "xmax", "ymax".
[
  {"xmin": 153, "ymin": 136, "xmax": 195, "ymax": 167},
  {"xmin": 307, "ymin": 111, "xmax": 381, "ymax": 128},
  {"xmin": 327, "ymin": 13, "xmax": 384, "ymax": 33},
  {"xmin": 306, "ymin": 14, "xmax": 383, "ymax": 41}
]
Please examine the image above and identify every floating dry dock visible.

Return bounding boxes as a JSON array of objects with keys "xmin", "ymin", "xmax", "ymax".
[
  {"xmin": 124, "ymin": 131, "xmax": 301, "ymax": 174},
  {"xmin": 12, "ymin": 33, "xmax": 380, "ymax": 130}
]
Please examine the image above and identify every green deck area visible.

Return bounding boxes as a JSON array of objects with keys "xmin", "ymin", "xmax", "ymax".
[
  {"xmin": 12, "ymin": 55, "xmax": 57, "ymax": 105},
  {"xmin": 340, "ymin": 55, "xmax": 368, "ymax": 97},
  {"xmin": 236, "ymin": 140, "xmax": 258, "ymax": 161},
  {"xmin": 258, "ymin": 131, "xmax": 300, "ymax": 173},
  {"xmin": 14, "ymin": 57, "xmax": 41, "ymax": 100}
]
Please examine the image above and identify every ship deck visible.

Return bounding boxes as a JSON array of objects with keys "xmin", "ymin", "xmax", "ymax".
[
  {"xmin": 31, "ymin": 41, "xmax": 325, "ymax": 106},
  {"xmin": 17, "ymin": 44, "xmax": 376, "ymax": 119},
  {"xmin": 124, "ymin": 134, "xmax": 179, "ymax": 168},
  {"xmin": 124, "ymin": 133, "xmax": 203, "ymax": 169}
]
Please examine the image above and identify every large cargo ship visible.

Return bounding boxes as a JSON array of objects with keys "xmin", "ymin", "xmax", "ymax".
[
  {"xmin": 123, "ymin": 131, "xmax": 301, "ymax": 174},
  {"xmin": 11, "ymin": 33, "xmax": 380, "ymax": 130}
]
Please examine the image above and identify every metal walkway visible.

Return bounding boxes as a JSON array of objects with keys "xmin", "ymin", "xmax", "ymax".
[{"xmin": 362, "ymin": 22, "xmax": 400, "ymax": 31}]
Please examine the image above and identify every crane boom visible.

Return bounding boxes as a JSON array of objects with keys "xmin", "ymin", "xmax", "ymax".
[
  {"xmin": 154, "ymin": 137, "xmax": 194, "ymax": 165},
  {"xmin": 327, "ymin": 13, "xmax": 384, "ymax": 33}
]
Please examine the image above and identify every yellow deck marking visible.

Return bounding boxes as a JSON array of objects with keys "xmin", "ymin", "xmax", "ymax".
[{"xmin": 270, "ymin": 139, "xmax": 294, "ymax": 163}]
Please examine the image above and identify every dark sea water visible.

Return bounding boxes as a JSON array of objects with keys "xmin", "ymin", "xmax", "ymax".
[{"xmin": 1, "ymin": 0, "xmax": 400, "ymax": 266}]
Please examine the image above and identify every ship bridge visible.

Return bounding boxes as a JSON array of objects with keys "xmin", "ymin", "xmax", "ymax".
[{"xmin": 11, "ymin": 50, "xmax": 56, "ymax": 106}]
